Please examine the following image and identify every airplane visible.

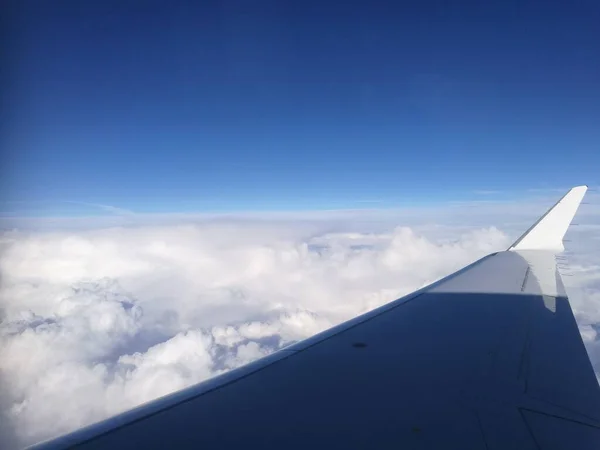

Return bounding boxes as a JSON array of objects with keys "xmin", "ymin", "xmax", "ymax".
[{"xmin": 31, "ymin": 185, "xmax": 600, "ymax": 449}]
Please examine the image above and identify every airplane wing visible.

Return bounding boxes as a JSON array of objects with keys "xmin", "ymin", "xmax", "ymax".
[{"xmin": 31, "ymin": 186, "xmax": 600, "ymax": 450}]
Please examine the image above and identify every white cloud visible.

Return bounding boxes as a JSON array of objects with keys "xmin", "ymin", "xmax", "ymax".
[{"xmin": 0, "ymin": 200, "xmax": 599, "ymax": 448}]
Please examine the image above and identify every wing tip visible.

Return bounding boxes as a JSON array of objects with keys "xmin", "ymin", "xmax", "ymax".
[
  {"xmin": 509, "ymin": 185, "xmax": 587, "ymax": 252},
  {"xmin": 572, "ymin": 184, "xmax": 588, "ymax": 191}
]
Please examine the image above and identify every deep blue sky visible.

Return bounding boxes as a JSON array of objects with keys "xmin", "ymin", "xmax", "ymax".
[{"xmin": 4, "ymin": 0, "xmax": 600, "ymax": 215}]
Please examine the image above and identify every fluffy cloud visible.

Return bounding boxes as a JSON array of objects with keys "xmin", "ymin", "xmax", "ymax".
[{"xmin": 0, "ymin": 199, "xmax": 599, "ymax": 449}]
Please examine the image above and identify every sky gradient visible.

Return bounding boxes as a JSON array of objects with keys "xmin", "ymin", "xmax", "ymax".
[{"xmin": 4, "ymin": 0, "xmax": 600, "ymax": 215}]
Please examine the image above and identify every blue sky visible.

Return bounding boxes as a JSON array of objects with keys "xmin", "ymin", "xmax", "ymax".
[{"xmin": 4, "ymin": 0, "xmax": 600, "ymax": 215}]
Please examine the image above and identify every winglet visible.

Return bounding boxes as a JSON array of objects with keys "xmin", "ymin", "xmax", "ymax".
[{"xmin": 509, "ymin": 185, "xmax": 588, "ymax": 252}]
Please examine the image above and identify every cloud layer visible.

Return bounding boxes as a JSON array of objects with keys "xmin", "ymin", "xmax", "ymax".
[{"xmin": 1, "ymin": 203, "xmax": 599, "ymax": 448}]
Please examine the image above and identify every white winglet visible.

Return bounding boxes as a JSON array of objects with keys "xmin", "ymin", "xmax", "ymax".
[{"xmin": 509, "ymin": 185, "xmax": 588, "ymax": 252}]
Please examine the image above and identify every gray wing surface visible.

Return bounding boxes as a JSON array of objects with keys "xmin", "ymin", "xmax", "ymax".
[{"xmin": 32, "ymin": 186, "xmax": 600, "ymax": 450}]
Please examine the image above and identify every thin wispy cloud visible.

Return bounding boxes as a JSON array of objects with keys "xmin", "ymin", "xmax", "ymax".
[
  {"xmin": 62, "ymin": 201, "xmax": 136, "ymax": 216},
  {"xmin": 0, "ymin": 201, "xmax": 135, "ymax": 219},
  {"xmin": 352, "ymin": 199, "xmax": 385, "ymax": 204},
  {"xmin": 472, "ymin": 190, "xmax": 503, "ymax": 195},
  {"xmin": 527, "ymin": 187, "xmax": 571, "ymax": 193}
]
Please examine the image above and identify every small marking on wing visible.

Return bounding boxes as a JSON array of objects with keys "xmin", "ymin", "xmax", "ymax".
[{"xmin": 520, "ymin": 267, "xmax": 531, "ymax": 292}]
